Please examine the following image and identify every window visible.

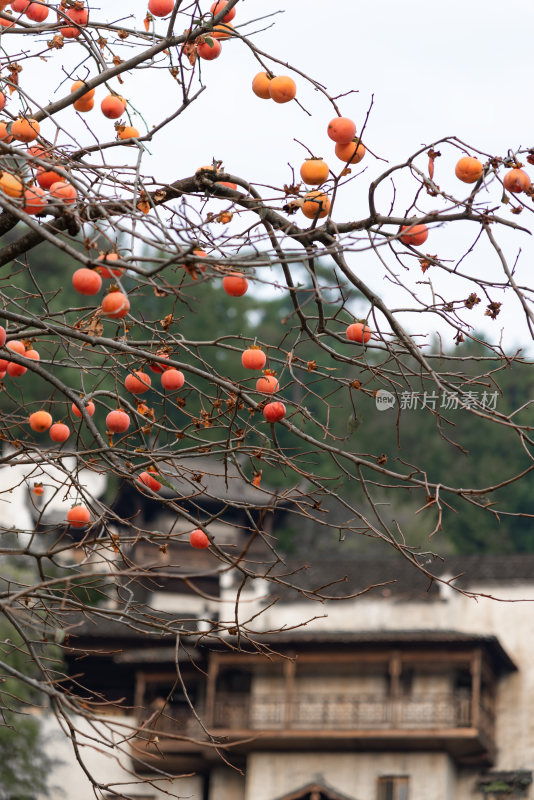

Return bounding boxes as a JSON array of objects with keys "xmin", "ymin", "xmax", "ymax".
[{"xmin": 377, "ymin": 776, "xmax": 409, "ymax": 800}]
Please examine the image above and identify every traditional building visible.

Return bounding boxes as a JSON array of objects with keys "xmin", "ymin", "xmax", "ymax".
[
  {"xmin": 6, "ymin": 457, "xmax": 531, "ymax": 800},
  {"xmin": 54, "ymin": 549, "xmax": 534, "ymax": 800}
]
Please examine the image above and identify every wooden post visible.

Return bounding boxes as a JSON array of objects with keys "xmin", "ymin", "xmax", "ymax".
[
  {"xmin": 284, "ymin": 654, "xmax": 296, "ymax": 728},
  {"xmin": 205, "ymin": 654, "xmax": 219, "ymax": 728},
  {"xmin": 389, "ymin": 650, "xmax": 402, "ymax": 728},
  {"xmin": 134, "ymin": 670, "xmax": 145, "ymax": 712},
  {"xmin": 471, "ymin": 649, "xmax": 482, "ymax": 730}
]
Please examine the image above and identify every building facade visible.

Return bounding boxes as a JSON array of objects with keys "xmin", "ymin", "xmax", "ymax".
[{"xmin": 52, "ymin": 553, "xmax": 534, "ymax": 800}]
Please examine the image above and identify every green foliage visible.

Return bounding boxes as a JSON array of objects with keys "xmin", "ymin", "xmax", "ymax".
[
  {"xmin": 2, "ymin": 236, "xmax": 533, "ymax": 555},
  {"xmin": 0, "ymin": 618, "xmax": 53, "ymax": 799}
]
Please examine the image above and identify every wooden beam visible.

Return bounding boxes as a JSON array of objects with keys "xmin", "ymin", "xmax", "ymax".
[
  {"xmin": 389, "ymin": 650, "xmax": 402, "ymax": 727},
  {"xmin": 134, "ymin": 670, "xmax": 146, "ymax": 711},
  {"xmin": 205, "ymin": 653, "xmax": 220, "ymax": 727},
  {"xmin": 210, "ymin": 649, "xmax": 477, "ymax": 667},
  {"xmin": 471, "ymin": 648, "xmax": 482, "ymax": 730},
  {"xmin": 284, "ymin": 654, "xmax": 296, "ymax": 727}
]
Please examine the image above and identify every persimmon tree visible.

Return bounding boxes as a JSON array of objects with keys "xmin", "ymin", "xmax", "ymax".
[{"xmin": 0, "ymin": 0, "xmax": 533, "ymax": 794}]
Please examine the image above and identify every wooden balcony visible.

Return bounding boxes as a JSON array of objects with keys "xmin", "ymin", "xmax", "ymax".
[
  {"xmin": 212, "ymin": 691, "xmax": 476, "ymax": 730},
  {"xmin": 211, "ymin": 690, "xmax": 495, "ymax": 761},
  {"xmin": 130, "ymin": 690, "xmax": 495, "ymax": 771}
]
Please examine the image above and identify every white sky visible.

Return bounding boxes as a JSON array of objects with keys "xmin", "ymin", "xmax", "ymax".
[{"xmin": 4, "ymin": 0, "xmax": 534, "ymax": 354}]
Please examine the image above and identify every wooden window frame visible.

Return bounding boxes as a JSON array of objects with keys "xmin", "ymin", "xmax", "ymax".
[{"xmin": 377, "ymin": 775, "xmax": 409, "ymax": 800}]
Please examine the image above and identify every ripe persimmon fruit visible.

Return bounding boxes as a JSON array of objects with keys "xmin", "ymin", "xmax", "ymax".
[
  {"xmin": 455, "ymin": 156, "xmax": 483, "ymax": 184},
  {"xmin": 67, "ymin": 505, "xmax": 90, "ymax": 528},
  {"xmin": 60, "ymin": 5, "xmax": 88, "ymax": 37},
  {"xmin": 211, "ymin": 0, "xmax": 235, "ymax": 22},
  {"xmin": 106, "ymin": 409, "xmax": 130, "ymax": 433},
  {"xmin": 161, "ymin": 368, "xmax": 185, "ymax": 390},
  {"xmin": 49, "ymin": 181, "xmax": 77, "ymax": 204},
  {"xmin": 252, "ymin": 72, "xmax": 272, "ymax": 99},
  {"xmin": 36, "ymin": 168, "xmax": 63, "ymax": 190},
  {"xmin": 0, "ymin": 171, "xmax": 23, "ymax": 198},
  {"xmin": 399, "ymin": 223, "xmax": 428, "ymax": 246},
  {"xmin": 0, "ymin": 326, "xmax": 6, "ymax": 349},
  {"xmin": 11, "ymin": 117, "xmax": 40, "ymax": 143},
  {"xmin": 11, "ymin": 0, "xmax": 30, "ymax": 12},
  {"xmin": 29, "ymin": 410, "xmax": 53, "ymax": 432},
  {"xmin": 335, "ymin": 140, "xmax": 366, "ymax": 164},
  {"xmin": 117, "ymin": 125, "xmax": 140, "ymax": 140},
  {"xmin": 263, "ymin": 401, "xmax": 286, "ymax": 422},
  {"xmin": 211, "ymin": 21, "xmax": 233, "ymax": 38},
  {"xmin": 49, "ymin": 422, "xmax": 71, "ymax": 443},
  {"xmin": 71, "ymin": 400, "xmax": 95, "ymax": 418},
  {"xmin": 25, "ymin": 2, "xmax": 49, "ymax": 22},
  {"xmin": 222, "ymin": 272, "xmax": 248, "ymax": 296},
  {"xmin": 302, "ymin": 190, "xmax": 331, "ymax": 220},
  {"xmin": 190, "ymin": 528, "xmax": 209, "ymax": 549},
  {"xmin": 346, "ymin": 322, "xmax": 371, "ymax": 344},
  {"xmin": 125, "ymin": 370, "xmax": 151, "ymax": 394},
  {"xmin": 300, "ymin": 158, "xmax": 329, "ymax": 186},
  {"xmin": 73, "ymin": 97, "xmax": 94, "ymax": 112},
  {"xmin": 7, "ymin": 361, "xmax": 27, "ymax": 377},
  {"xmin": 5, "ymin": 339, "xmax": 25, "ymax": 357},
  {"xmin": 148, "ymin": 0, "xmax": 174, "ymax": 16},
  {"xmin": 138, "ymin": 471, "xmax": 162, "ymax": 492},
  {"xmin": 268, "ymin": 75, "xmax": 296, "ymax": 104},
  {"xmin": 0, "ymin": 122, "xmax": 14, "ymax": 143},
  {"xmin": 22, "ymin": 185, "xmax": 47, "ymax": 215},
  {"xmin": 0, "ymin": 93, "xmax": 6, "ymax": 113},
  {"xmin": 101, "ymin": 95, "xmax": 126, "ymax": 119},
  {"xmin": 503, "ymin": 168, "xmax": 531, "ymax": 194},
  {"xmin": 71, "ymin": 80, "xmax": 95, "ymax": 99},
  {"xmin": 241, "ymin": 347, "xmax": 266, "ymax": 370},
  {"xmin": 101, "ymin": 291, "xmax": 130, "ymax": 319},
  {"xmin": 149, "ymin": 352, "xmax": 169, "ymax": 373},
  {"xmin": 256, "ymin": 373, "xmax": 279, "ymax": 393},
  {"xmin": 327, "ymin": 117, "xmax": 356, "ymax": 144},
  {"xmin": 198, "ymin": 36, "xmax": 222, "ymax": 60},
  {"xmin": 96, "ymin": 252, "xmax": 124, "ymax": 279},
  {"xmin": 72, "ymin": 268, "xmax": 102, "ymax": 296}
]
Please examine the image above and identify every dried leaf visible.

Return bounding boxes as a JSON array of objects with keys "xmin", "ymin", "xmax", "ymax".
[
  {"xmin": 117, "ymin": 29, "xmax": 129, "ymax": 40},
  {"xmin": 153, "ymin": 188, "xmax": 167, "ymax": 204},
  {"xmin": 307, "ymin": 360, "xmax": 317, "ymax": 372},
  {"xmin": 160, "ymin": 313, "xmax": 173, "ymax": 330},
  {"xmin": 464, "ymin": 293, "xmax": 480, "ymax": 309},
  {"xmin": 182, "ymin": 41, "xmax": 197, "ymax": 66},
  {"xmin": 485, "ymin": 301, "xmax": 502, "ymax": 319},
  {"xmin": 283, "ymin": 183, "xmax": 301, "ymax": 197},
  {"xmin": 153, "ymin": 285, "xmax": 167, "ymax": 297},
  {"xmin": 86, "ymin": 316, "xmax": 104, "ymax": 338},
  {"xmin": 252, "ymin": 471, "xmax": 262, "ymax": 488},
  {"xmin": 137, "ymin": 192, "xmax": 151, "ymax": 214},
  {"xmin": 48, "ymin": 35, "xmax": 65, "ymax": 49},
  {"xmin": 144, "ymin": 13, "xmax": 151, "ymax": 31},
  {"xmin": 216, "ymin": 211, "xmax": 233, "ymax": 224}
]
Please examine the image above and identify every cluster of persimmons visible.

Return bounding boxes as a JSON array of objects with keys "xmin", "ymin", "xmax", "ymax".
[{"xmin": 0, "ymin": 0, "xmax": 531, "ymax": 546}]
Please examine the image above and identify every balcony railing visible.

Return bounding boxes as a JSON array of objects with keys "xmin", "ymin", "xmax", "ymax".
[
  {"xmin": 211, "ymin": 691, "xmax": 476, "ymax": 731},
  {"xmin": 133, "ymin": 690, "xmax": 495, "ymax": 768}
]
